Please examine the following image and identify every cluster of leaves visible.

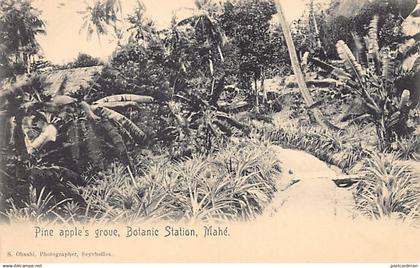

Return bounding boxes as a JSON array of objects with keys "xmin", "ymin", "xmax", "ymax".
[{"xmin": 3, "ymin": 140, "xmax": 281, "ymax": 223}]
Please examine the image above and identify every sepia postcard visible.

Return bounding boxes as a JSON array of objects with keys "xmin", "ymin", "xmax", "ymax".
[{"xmin": 0, "ymin": 0, "xmax": 419, "ymax": 265}]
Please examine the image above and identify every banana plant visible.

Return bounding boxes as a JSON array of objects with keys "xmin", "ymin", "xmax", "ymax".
[
  {"xmin": 310, "ymin": 15, "xmax": 418, "ymax": 149},
  {"xmin": 0, "ymin": 75, "xmax": 154, "ymax": 182}
]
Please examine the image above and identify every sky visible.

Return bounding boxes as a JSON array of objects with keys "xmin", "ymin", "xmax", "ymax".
[{"xmin": 32, "ymin": 0, "xmax": 313, "ymax": 65}]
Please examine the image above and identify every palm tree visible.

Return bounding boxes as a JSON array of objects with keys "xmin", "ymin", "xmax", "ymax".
[
  {"xmin": 274, "ymin": 0, "xmax": 338, "ymax": 130},
  {"xmin": 126, "ymin": 0, "xmax": 156, "ymax": 45},
  {"xmin": 78, "ymin": 0, "xmax": 122, "ymax": 43},
  {"xmin": 176, "ymin": 0, "xmax": 225, "ymax": 89},
  {"xmin": 0, "ymin": 0, "xmax": 46, "ymax": 75}
]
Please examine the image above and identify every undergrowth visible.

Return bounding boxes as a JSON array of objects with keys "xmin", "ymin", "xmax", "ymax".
[{"xmin": 2, "ymin": 139, "xmax": 281, "ymax": 224}]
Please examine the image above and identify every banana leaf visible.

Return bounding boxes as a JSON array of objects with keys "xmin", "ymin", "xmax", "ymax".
[
  {"xmin": 215, "ymin": 112, "xmax": 246, "ymax": 130},
  {"xmin": 96, "ymin": 101, "xmax": 139, "ymax": 109},
  {"xmin": 100, "ymin": 118, "xmax": 134, "ymax": 172},
  {"xmin": 366, "ymin": 15, "xmax": 380, "ymax": 70},
  {"xmin": 336, "ymin": 40, "xmax": 366, "ymax": 84},
  {"xmin": 26, "ymin": 124, "xmax": 57, "ymax": 154},
  {"xmin": 80, "ymin": 119, "xmax": 104, "ymax": 171},
  {"xmin": 92, "ymin": 106, "xmax": 147, "ymax": 143},
  {"xmin": 93, "ymin": 94, "xmax": 154, "ymax": 105},
  {"xmin": 52, "ymin": 95, "xmax": 77, "ymax": 106}
]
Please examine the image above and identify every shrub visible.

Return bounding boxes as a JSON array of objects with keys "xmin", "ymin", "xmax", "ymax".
[{"xmin": 354, "ymin": 152, "xmax": 420, "ymax": 223}]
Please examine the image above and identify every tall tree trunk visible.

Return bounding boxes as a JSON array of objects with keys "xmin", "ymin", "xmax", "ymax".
[
  {"xmin": 254, "ymin": 76, "xmax": 259, "ymax": 113},
  {"xmin": 0, "ymin": 111, "xmax": 8, "ymax": 182},
  {"xmin": 310, "ymin": 0, "xmax": 322, "ymax": 49},
  {"xmin": 261, "ymin": 67, "xmax": 267, "ymax": 103},
  {"xmin": 274, "ymin": 0, "xmax": 338, "ymax": 130}
]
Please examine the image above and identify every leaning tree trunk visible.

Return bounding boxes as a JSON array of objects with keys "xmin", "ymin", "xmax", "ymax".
[{"xmin": 274, "ymin": 0, "xmax": 338, "ymax": 130}]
